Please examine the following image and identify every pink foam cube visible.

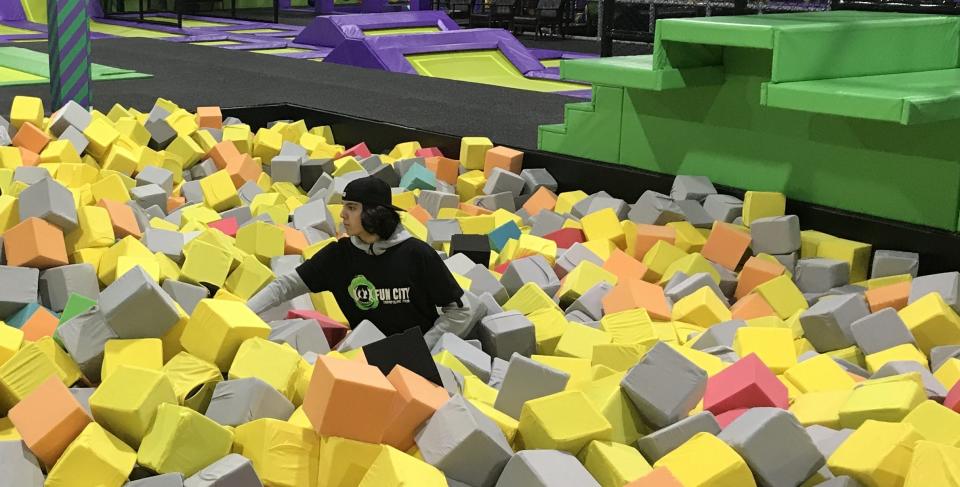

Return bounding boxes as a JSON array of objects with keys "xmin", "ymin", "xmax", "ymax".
[
  {"xmin": 208, "ymin": 217, "xmax": 239, "ymax": 238},
  {"xmin": 416, "ymin": 147, "xmax": 444, "ymax": 158},
  {"xmin": 339, "ymin": 142, "xmax": 372, "ymax": 159},
  {"xmin": 287, "ymin": 310, "xmax": 349, "ymax": 348},
  {"xmin": 543, "ymin": 228, "xmax": 585, "ymax": 250},
  {"xmin": 703, "ymin": 353, "xmax": 788, "ymax": 415}
]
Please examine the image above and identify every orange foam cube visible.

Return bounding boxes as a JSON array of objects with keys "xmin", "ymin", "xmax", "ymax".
[
  {"xmin": 522, "ymin": 186, "xmax": 558, "ymax": 217},
  {"xmin": 380, "ymin": 365, "xmax": 450, "ymax": 451},
  {"xmin": 302, "ymin": 355, "xmax": 401, "ymax": 443},
  {"xmin": 635, "ymin": 225, "xmax": 676, "ymax": 261},
  {"xmin": 97, "ymin": 199, "xmax": 142, "ymax": 239},
  {"xmin": 409, "ymin": 205, "xmax": 432, "ymax": 224},
  {"xmin": 626, "ymin": 467, "xmax": 685, "ymax": 487},
  {"xmin": 865, "ymin": 281, "xmax": 911, "ymax": 313},
  {"xmin": 602, "ymin": 278, "xmax": 671, "ymax": 320},
  {"xmin": 225, "ymin": 154, "xmax": 262, "ymax": 188},
  {"xmin": 13, "ymin": 122, "xmax": 51, "ymax": 154},
  {"xmin": 603, "ymin": 248, "xmax": 649, "ymax": 283},
  {"xmin": 459, "ymin": 203, "xmax": 492, "ymax": 216},
  {"xmin": 208, "ymin": 141, "xmax": 243, "ymax": 170},
  {"xmin": 701, "ymin": 223, "xmax": 751, "ymax": 271},
  {"xmin": 426, "ymin": 157, "xmax": 460, "ymax": 186},
  {"xmin": 730, "ymin": 293, "xmax": 777, "ymax": 321},
  {"xmin": 196, "ymin": 107, "xmax": 223, "ymax": 130},
  {"xmin": 20, "ymin": 305, "xmax": 59, "ymax": 341},
  {"xmin": 20, "ymin": 147, "xmax": 40, "ymax": 167},
  {"xmin": 483, "ymin": 146, "xmax": 523, "ymax": 178},
  {"xmin": 9, "ymin": 376, "xmax": 92, "ymax": 469},
  {"xmin": 4, "ymin": 217, "xmax": 68, "ymax": 268},
  {"xmin": 166, "ymin": 196, "xmax": 186, "ymax": 214},
  {"xmin": 282, "ymin": 226, "xmax": 308, "ymax": 255},
  {"xmin": 735, "ymin": 257, "xmax": 786, "ymax": 299}
]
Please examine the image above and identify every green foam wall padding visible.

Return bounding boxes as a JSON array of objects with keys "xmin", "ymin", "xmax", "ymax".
[{"xmin": 0, "ymin": 47, "xmax": 152, "ymax": 86}]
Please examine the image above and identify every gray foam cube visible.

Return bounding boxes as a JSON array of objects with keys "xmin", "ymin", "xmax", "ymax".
[
  {"xmin": 553, "ymin": 243, "xmax": 603, "ymax": 280},
  {"xmin": 269, "ymin": 155, "xmax": 302, "ymax": 185},
  {"xmin": 488, "ymin": 357, "xmax": 509, "ymax": 389},
  {"xmin": 565, "ymin": 282, "xmax": 613, "ymax": 321},
  {"xmin": 691, "ymin": 320, "xmax": 747, "ymax": 351},
  {"xmin": 621, "ymin": 342, "xmax": 707, "ymax": 429},
  {"xmin": 334, "ymin": 319, "xmax": 385, "ymax": 352},
  {"xmin": 800, "ymin": 294, "xmax": 870, "ymax": 353},
  {"xmin": 474, "ymin": 192, "xmax": 516, "ymax": 212},
  {"xmin": 806, "ymin": 425, "xmax": 854, "ymax": 459},
  {"xmin": 564, "ymin": 310, "xmax": 594, "ymax": 324},
  {"xmin": 0, "ymin": 440, "xmax": 44, "ymax": 486},
  {"xmin": 437, "ymin": 363, "xmax": 466, "ymax": 396},
  {"xmin": 126, "ymin": 473, "xmax": 185, "ymax": 486},
  {"xmin": 369, "ymin": 163, "xmax": 400, "ymax": 188},
  {"xmin": 13, "ymin": 166, "xmax": 51, "ymax": 184},
  {"xmin": 499, "ymin": 255, "xmax": 561, "ymax": 297},
  {"xmin": 872, "ymin": 361, "xmax": 947, "ymax": 401},
  {"xmin": 131, "ymin": 184, "xmax": 169, "ymax": 211},
  {"xmin": 702, "ymin": 345, "xmax": 740, "ymax": 363},
  {"xmin": 795, "ymin": 259, "xmax": 851, "ymax": 294},
  {"xmin": 815, "ymin": 477, "xmax": 864, "ymax": 487},
  {"xmin": 70, "ymin": 387, "xmax": 96, "ymax": 416},
  {"xmin": 671, "ymin": 175, "xmax": 717, "ymax": 202},
  {"xmin": 59, "ymin": 125, "xmax": 89, "ymax": 155},
  {"xmin": 871, "ymin": 250, "xmax": 919, "ymax": 279},
  {"xmin": 278, "ymin": 141, "xmax": 307, "ymax": 159},
  {"xmin": 432, "ymin": 333, "xmax": 492, "ymax": 382},
  {"xmin": 750, "ymin": 215, "xmax": 801, "ymax": 254},
  {"xmin": 148, "ymin": 105, "xmax": 171, "ymax": 122},
  {"xmin": 161, "ymin": 280, "xmax": 208, "ymax": 315},
  {"xmin": 465, "ymin": 265, "xmax": 509, "ymax": 304},
  {"xmin": 292, "ymin": 199, "xmax": 336, "ymax": 235},
  {"xmin": 426, "ymin": 219, "xmax": 461, "ymax": 248},
  {"xmin": 38, "ymin": 263, "xmax": 99, "ymax": 312},
  {"xmin": 494, "ymin": 449, "xmax": 600, "ymax": 487},
  {"xmin": 849, "ymin": 308, "xmax": 916, "ymax": 355},
  {"xmin": 628, "ymin": 190, "xmax": 685, "ymax": 225},
  {"xmin": 359, "ymin": 155, "xmax": 384, "ymax": 172},
  {"xmin": 0, "ymin": 265, "xmax": 39, "ymax": 319},
  {"xmin": 419, "ymin": 190, "xmax": 461, "ymax": 217},
  {"xmin": 494, "ymin": 353, "xmax": 569, "ymax": 419},
  {"xmin": 183, "ymin": 454, "xmax": 262, "ymax": 487},
  {"xmin": 674, "ymin": 199, "xmax": 714, "ymax": 228},
  {"xmin": 146, "ymin": 118, "xmax": 176, "ymax": 149},
  {"xmin": 49, "ymin": 100, "xmax": 91, "ymax": 136},
  {"xmin": 18, "ymin": 177, "xmax": 78, "ymax": 231},
  {"xmin": 202, "ymin": 128, "xmax": 223, "ymax": 142},
  {"xmin": 444, "ymin": 253, "xmax": 478, "ymax": 278},
  {"xmin": 0, "ymin": 126, "xmax": 9, "ymax": 147},
  {"xmin": 100, "ymin": 266, "xmax": 180, "ymax": 339},
  {"xmin": 665, "ymin": 272, "xmax": 727, "ymax": 306},
  {"xmin": 393, "ymin": 157, "xmax": 424, "ymax": 178},
  {"xmin": 220, "ymin": 206, "xmax": 252, "ymax": 227},
  {"xmin": 931, "ymin": 345, "xmax": 960, "ymax": 372},
  {"xmin": 205, "ymin": 378, "xmax": 295, "ymax": 426},
  {"xmin": 772, "ymin": 252, "xmax": 799, "ymax": 275},
  {"xmin": 585, "ymin": 197, "xmax": 630, "ymax": 221},
  {"xmin": 54, "ymin": 306, "xmax": 116, "ymax": 382},
  {"xmin": 479, "ymin": 311, "xmax": 536, "ymax": 361},
  {"xmin": 520, "ymin": 168, "xmax": 558, "ymax": 194},
  {"xmin": 300, "ymin": 159, "xmax": 332, "ymax": 192},
  {"xmin": 484, "ymin": 167, "xmax": 525, "ymax": 198},
  {"xmin": 719, "ymin": 408, "xmax": 825, "ymax": 487},
  {"xmin": 136, "ymin": 166, "xmax": 175, "ymax": 194},
  {"xmin": 570, "ymin": 191, "xmax": 610, "ymax": 218},
  {"xmin": 479, "ymin": 292, "xmax": 505, "ymax": 317},
  {"xmin": 416, "ymin": 395, "xmax": 513, "ymax": 487},
  {"xmin": 180, "ymin": 181, "xmax": 205, "ymax": 206},
  {"xmin": 636, "ymin": 411, "xmax": 721, "ymax": 462},
  {"xmin": 190, "ymin": 159, "xmax": 218, "ymax": 180},
  {"xmin": 908, "ymin": 271, "xmax": 960, "ymax": 313},
  {"xmin": 239, "ymin": 181, "xmax": 264, "ymax": 204},
  {"xmin": 268, "ymin": 318, "xmax": 331, "ymax": 355},
  {"xmin": 529, "ymin": 210, "xmax": 565, "ymax": 237},
  {"xmin": 270, "ymin": 255, "xmax": 303, "ymax": 275}
]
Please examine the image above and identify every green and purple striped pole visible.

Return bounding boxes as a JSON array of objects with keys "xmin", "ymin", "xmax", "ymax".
[{"xmin": 47, "ymin": 0, "xmax": 91, "ymax": 109}]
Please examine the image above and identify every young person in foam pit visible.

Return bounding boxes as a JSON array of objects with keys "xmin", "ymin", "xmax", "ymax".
[{"xmin": 248, "ymin": 176, "xmax": 482, "ymax": 347}]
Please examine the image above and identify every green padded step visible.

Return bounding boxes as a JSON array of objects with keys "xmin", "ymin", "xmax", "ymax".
[
  {"xmin": 0, "ymin": 47, "xmax": 152, "ymax": 85},
  {"xmin": 560, "ymin": 55, "xmax": 723, "ymax": 91},
  {"xmin": 763, "ymin": 68, "xmax": 960, "ymax": 125}
]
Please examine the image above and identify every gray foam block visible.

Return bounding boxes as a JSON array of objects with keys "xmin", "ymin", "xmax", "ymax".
[
  {"xmin": 570, "ymin": 191, "xmax": 610, "ymax": 219},
  {"xmin": 872, "ymin": 361, "xmax": 947, "ymax": 401},
  {"xmin": 49, "ymin": 100, "xmax": 92, "ymax": 136},
  {"xmin": 161, "ymin": 280, "xmax": 209, "ymax": 315},
  {"xmin": 70, "ymin": 387, "xmax": 96, "ymax": 416},
  {"xmin": 520, "ymin": 168, "xmax": 558, "ymax": 194},
  {"xmin": 479, "ymin": 292, "xmax": 505, "ymax": 317},
  {"xmin": 564, "ymin": 310, "xmax": 594, "ymax": 324},
  {"xmin": 627, "ymin": 190, "xmax": 685, "ymax": 226},
  {"xmin": 621, "ymin": 342, "xmax": 707, "ymax": 429},
  {"xmin": 146, "ymin": 118, "xmax": 176, "ymax": 150},
  {"xmin": 494, "ymin": 449, "xmax": 600, "ymax": 487},
  {"xmin": 143, "ymin": 228, "xmax": 185, "ymax": 263},
  {"xmin": 432, "ymin": 333, "xmax": 492, "ymax": 382},
  {"xmin": 190, "ymin": 159, "xmax": 218, "ymax": 180},
  {"xmin": 488, "ymin": 357, "xmax": 509, "ymax": 389},
  {"xmin": 59, "ymin": 125, "xmax": 89, "ymax": 155},
  {"xmin": 291, "ymin": 199, "xmax": 336, "ymax": 236},
  {"xmin": 806, "ymin": 425, "xmax": 854, "ymax": 459},
  {"xmin": 750, "ymin": 215, "xmax": 801, "ymax": 255},
  {"xmin": 674, "ymin": 199, "xmax": 715, "ymax": 229},
  {"xmin": 13, "ymin": 166, "xmax": 50, "ymax": 185},
  {"xmin": 465, "ymin": 265, "xmax": 509, "ymax": 304},
  {"xmin": 814, "ymin": 477, "xmax": 865, "ymax": 487},
  {"xmin": 691, "ymin": 320, "xmax": 747, "ymax": 351},
  {"xmin": 0, "ymin": 440, "xmax": 44, "ymax": 487},
  {"xmin": 257, "ymin": 293, "xmax": 314, "ymax": 322},
  {"xmin": 702, "ymin": 346, "xmax": 740, "ymax": 363},
  {"xmin": 359, "ymin": 155, "xmax": 384, "ymax": 172},
  {"xmin": 671, "ymin": 175, "xmax": 717, "ymax": 202},
  {"xmin": 54, "ymin": 305, "xmax": 116, "ymax": 383},
  {"xmin": 426, "ymin": 219, "xmax": 462, "ymax": 248},
  {"xmin": 499, "ymin": 255, "xmax": 561, "ymax": 297},
  {"xmin": 238, "ymin": 181, "xmax": 264, "ymax": 204},
  {"xmin": 415, "ymin": 395, "xmax": 513, "ymax": 487},
  {"xmin": 131, "ymin": 184, "xmax": 169, "ymax": 211},
  {"xmin": 38, "ymin": 263, "xmax": 99, "ymax": 312},
  {"xmin": 636, "ymin": 411, "xmax": 721, "ymax": 463},
  {"xmin": 300, "ymin": 159, "xmax": 332, "ymax": 192},
  {"xmin": 437, "ymin": 363, "xmax": 466, "ymax": 396},
  {"xmin": 301, "ymin": 227, "xmax": 332, "ymax": 245},
  {"xmin": 268, "ymin": 318, "xmax": 331, "ymax": 355},
  {"xmin": 278, "ymin": 141, "xmax": 307, "ymax": 159},
  {"xmin": 479, "ymin": 311, "xmax": 536, "ymax": 361},
  {"xmin": 871, "ymin": 250, "xmax": 919, "ymax": 279},
  {"xmin": 334, "ymin": 319, "xmax": 385, "ymax": 353},
  {"xmin": 704, "ymin": 194, "xmax": 744, "ymax": 224},
  {"xmin": 772, "ymin": 252, "xmax": 799, "ymax": 275},
  {"xmin": 909, "ymin": 271, "xmax": 960, "ymax": 313},
  {"xmin": 552, "ymin": 243, "xmax": 604, "ymax": 280},
  {"xmin": 800, "ymin": 294, "xmax": 870, "ymax": 353},
  {"xmin": 147, "ymin": 105, "xmax": 171, "ymax": 122},
  {"xmin": 474, "ymin": 192, "xmax": 516, "ymax": 213},
  {"xmin": 585, "ymin": 197, "xmax": 630, "ymax": 221},
  {"xmin": 205, "ymin": 378, "xmax": 295, "ymax": 426},
  {"xmin": 565, "ymin": 282, "xmax": 613, "ymax": 322},
  {"xmin": 931, "ymin": 345, "xmax": 960, "ymax": 373},
  {"xmin": 849, "ymin": 308, "xmax": 916, "ymax": 355},
  {"xmin": 100, "ymin": 266, "xmax": 180, "ymax": 339},
  {"xmin": 436, "ymin": 180, "xmax": 456, "ymax": 195},
  {"xmin": 136, "ymin": 166, "xmax": 175, "ymax": 194},
  {"xmin": 183, "ymin": 454, "xmax": 262, "ymax": 487},
  {"xmin": 529, "ymin": 210, "xmax": 565, "ymax": 237},
  {"xmin": 269, "ymin": 255, "xmax": 303, "ymax": 275},
  {"xmin": 419, "ymin": 190, "xmax": 461, "ymax": 217},
  {"xmin": 269, "ymin": 155, "xmax": 302, "ymax": 185},
  {"xmin": 126, "ymin": 202, "xmax": 152, "ymax": 234},
  {"xmin": 126, "ymin": 473, "xmax": 185, "ymax": 486},
  {"xmin": 393, "ymin": 157, "xmax": 424, "ymax": 178},
  {"xmin": 719, "ymin": 408, "xmax": 825, "ymax": 487},
  {"xmin": 0, "ymin": 265, "xmax": 39, "ymax": 319},
  {"xmin": 219, "ymin": 206, "xmax": 252, "ymax": 227},
  {"xmin": 18, "ymin": 177, "xmax": 78, "ymax": 232},
  {"xmin": 795, "ymin": 259, "xmax": 851, "ymax": 294},
  {"xmin": 0, "ymin": 126, "xmax": 8, "ymax": 147},
  {"xmin": 494, "ymin": 353, "xmax": 569, "ymax": 420},
  {"xmin": 484, "ymin": 167, "xmax": 525, "ymax": 198},
  {"xmin": 665, "ymin": 272, "xmax": 728, "ymax": 306},
  {"xmin": 369, "ymin": 163, "xmax": 400, "ymax": 188}
]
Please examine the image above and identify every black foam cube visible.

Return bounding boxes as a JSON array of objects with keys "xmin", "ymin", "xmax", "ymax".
[
  {"xmin": 362, "ymin": 326, "xmax": 442, "ymax": 386},
  {"xmin": 450, "ymin": 234, "xmax": 491, "ymax": 267}
]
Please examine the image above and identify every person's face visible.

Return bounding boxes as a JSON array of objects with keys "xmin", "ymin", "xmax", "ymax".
[{"xmin": 340, "ymin": 201, "xmax": 363, "ymax": 236}]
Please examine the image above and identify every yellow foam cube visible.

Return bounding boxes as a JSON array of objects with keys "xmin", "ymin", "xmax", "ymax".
[
  {"xmin": 0, "ymin": 343, "xmax": 60, "ymax": 413},
  {"xmin": 116, "ymin": 256, "xmax": 161, "ymax": 283},
  {"xmin": 0, "ymin": 416, "xmax": 20, "ymax": 441},
  {"xmin": 0, "ymin": 146, "xmax": 23, "ymax": 170},
  {"xmin": 332, "ymin": 155, "xmax": 364, "ymax": 176},
  {"xmin": 555, "ymin": 324, "xmax": 613, "ymax": 361},
  {"xmin": 733, "ymin": 327, "xmax": 797, "ymax": 374},
  {"xmin": 319, "ymin": 436, "xmax": 386, "ymax": 487},
  {"xmin": 659, "ymin": 252, "xmax": 720, "ymax": 285},
  {"xmin": 903, "ymin": 400, "xmax": 960, "ymax": 447},
  {"xmin": 101, "ymin": 339, "xmax": 163, "ymax": 381},
  {"xmin": 742, "ymin": 191, "xmax": 785, "ymax": 226},
  {"xmin": 199, "ymin": 169, "xmax": 241, "ymax": 212},
  {"xmin": 581, "ymin": 208, "xmax": 626, "ymax": 249},
  {"xmin": 592, "ymin": 343, "xmax": 648, "ymax": 372},
  {"xmin": 935, "ymin": 358, "xmax": 960, "ymax": 391},
  {"xmin": 137, "ymin": 403, "xmax": 234, "ymax": 477},
  {"xmin": 582, "ymin": 373, "xmax": 646, "ymax": 444},
  {"xmin": 401, "ymin": 212, "xmax": 428, "ymax": 241},
  {"xmin": 671, "ymin": 287, "xmax": 732, "ymax": 328},
  {"xmin": 224, "ymin": 255, "xmax": 274, "ymax": 300},
  {"xmin": 670, "ymin": 344, "xmax": 726, "ymax": 376},
  {"xmin": 235, "ymin": 221, "xmax": 284, "ymax": 264},
  {"xmin": 40, "ymin": 139, "xmax": 81, "ymax": 165},
  {"xmin": 666, "ymin": 221, "xmax": 707, "ymax": 254},
  {"xmin": 0, "ymin": 323, "xmax": 24, "ymax": 368},
  {"xmin": 457, "ymin": 215, "xmax": 495, "ymax": 235},
  {"xmin": 56, "ymin": 163, "xmax": 99, "ymax": 189},
  {"xmin": 89, "ymin": 365, "xmax": 177, "ymax": 448},
  {"xmin": 504, "ymin": 282, "xmax": 561, "ymax": 316},
  {"xmin": 31, "ymin": 337, "xmax": 81, "ymax": 387},
  {"xmin": 233, "ymin": 418, "xmax": 320, "ymax": 487},
  {"xmin": 161, "ymin": 351, "xmax": 222, "ymax": 410},
  {"xmin": 223, "ymin": 125, "xmax": 252, "ymax": 154},
  {"xmin": 114, "ymin": 117, "xmax": 150, "ymax": 147},
  {"xmin": 555, "ymin": 190, "xmax": 588, "ymax": 215},
  {"xmin": 228, "ymin": 337, "xmax": 301, "ymax": 400},
  {"xmin": 527, "ymin": 308, "xmax": 570, "ymax": 355},
  {"xmin": 101, "ymin": 145, "xmax": 139, "ymax": 176},
  {"xmin": 180, "ymin": 299, "xmax": 271, "ymax": 371},
  {"xmin": 459, "ymin": 136, "xmax": 493, "ymax": 170},
  {"xmin": 358, "ymin": 445, "xmax": 447, "ymax": 486},
  {"xmin": 642, "ymin": 240, "xmax": 688, "ymax": 281},
  {"xmin": 789, "ymin": 390, "xmax": 852, "ymax": 429},
  {"xmin": 82, "ymin": 118, "xmax": 120, "ymax": 159},
  {"xmin": 433, "ymin": 351, "xmax": 474, "ymax": 378},
  {"xmin": 531, "ymin": 355, "xmax": 593, "ymax": 390},
  {"xmin": 557, "ymin": 260, "xmax": 618, "ymax": 305},
  {"xmin": 579, "ymin": 440, "xmax": 652, "ymax": 487},
  {"xmin": 828, "ymin": 420, "xmax": 921, "ymax": 487},
  {"xmin": 10, "ymin": 95, "xmax": 43, "ymax": 130},
  {"xmin": 865, "ymin": 343, "xmax": 929, "ymax": 374},
  {"xmin": 816, "ymin": 237, "xmax": 872, "ymax": 284},
  {"xmin": 149, "ymin": 217, "xmax": 179, "ymax": 231},
  {"xmin": 838, "ymin": 379, "xmax": 926, "ymax": 428},
  {"xmin": 91, "ymin": 173, "xmax": 130, "ymax": 203},
  {"xmin": 783, "ymin": 354, "xmax": 857, "ymax": 393},
  {"xmin": 179, "ymin": 240, "xmax": 233, "ymax": 288},
  {"xmin": 753, "ymin": 274, "xmax": 809, "ymax": 319},
  {"xmin": 514, "ymin": 234, "xmax": 557, "ymax": 265},
  {"xmin": 44, "ymin": 423, "xmax": 137, "ymax": 487},
  {"xmin": 455, "ymin": 170, "xmax": 486, "ymax": 202},
  {"xmin": 252, "ymin": 128, "xmax": 283, "ymax": 161},
  {"xmin": 904, "ymin": 440, "xmax": 960, "ymax": 487},
  {"xmin": 899, "ymin": 292, "xmax": 960, "ymax": 356},
  {"xmin": 463, "ymin": 375, "xmax": 498, "ymax": 407},
  {"xmin": 518, "ymin": 390, "xmax": 612, "ymax": 454},
  {"xmin": 599, "ymin": 309, "xmax": 656, "ymax": 345},
  {"xmin": 0, "ymin": 195, "xmax": 19, "ymax": 233},
  {"xmin": 654, "ymin": 432, "xmax": 757, "ymax": 487},
  {"xmin": 827, "ymin": 345, "xmax": 866, "ymax": 369}
]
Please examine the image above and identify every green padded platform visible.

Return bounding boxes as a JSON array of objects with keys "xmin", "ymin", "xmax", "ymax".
[
  {"xmin": 0, "ymin": 47, "xmax": 152, "ymax": 86},
  {"xmin": 561, "ymin": 55, "xmax": 723, "ymax": 90}
]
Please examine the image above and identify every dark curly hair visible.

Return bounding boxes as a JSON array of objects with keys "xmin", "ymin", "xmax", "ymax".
[{"xmin": 360, "ymin": 204, "xmax": 401, "ymax": 240}]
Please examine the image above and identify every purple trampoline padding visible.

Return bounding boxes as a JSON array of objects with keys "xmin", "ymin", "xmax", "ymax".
[
  {"xmin": 1, "ymin": 0, "xmax": 101, "ymax": 21},
  {"xmin": 528, "ymin": 47, "xmax": 596, "ymax": 60},
  {"xmin": 294, "ymin": 10, "xmax": 459, "ymax": 47}
]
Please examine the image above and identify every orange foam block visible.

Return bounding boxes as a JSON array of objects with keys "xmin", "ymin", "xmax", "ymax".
[
  {"xmin": 483, "ymin": 146, "xmax": 523, "ymax": 178},
  {"xmin": 380, "ymin": 365, "xmax": 450, "ymax": 451},
  {"xmin": 602, "ymin": 278, "xmax": 671, "ymax": 320},
  {"xmin": 865, "ymin": 281, "xmax": 911, "ymax": 313},
  {"xmin": 409, "ymin": 205, "xmax": 432, "ymax": 224},
  {"xmin": 282, "ymin": 226, "xmax": 308, "ymax": 255},
  {"xmin": 522, "ymin": 186, "xmax": 558, "ymax": 217},
  {"xmin": 19, "ymin": 304, "xmax": 59, "ymax": 341},
  {"xmin": 425, "ymin": 157, "xmax": 460, "ymax": 186},
  {"xmin": 20, "ymin": 147, "xmax": 40, "ymax": 167},
  {"xmin": 196, "ymin": 106, "xmax": 222, "ymax": 129},
  {"xmin": 208, "ymin": 141, "xmax": 243, "ymax": 170},
  {"xmin": 730, "ymin": 293, "xmax": 777, "ymax": 321},
  {"xmin": 603, "ymin": 248, "xmax": 649, "ymax": 283},
  {"xmin": 635, "ymin": 225, "xmax": 676, "ymax": 261},
  {"xmin": 302, "ymin": 355, "xmax": 401, "ymax": 443},
  {"xmin": 625, "ymin": 467, "xmax": 685, "ymax": 487},
  {"xmin": 9, "ymin": 376, "xmax": 91, "ymax": 469},
  {"xmin": 735, "ymin": 257, "xmax": 785, "ymax": 299},
  {"xmin": 97, "ymin": 199, "xmax": 142, "ymax": 239},
  {"xmin": 701, "ymin": 223, "xmax": 751, "ymax": 271},
  {"xmin": 4, "ymin": 217, "xmax": 68, "ymax": 269},
  {"xmin": 13, "ymin": 122, "xmax": 51, "ymax": 154}
]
